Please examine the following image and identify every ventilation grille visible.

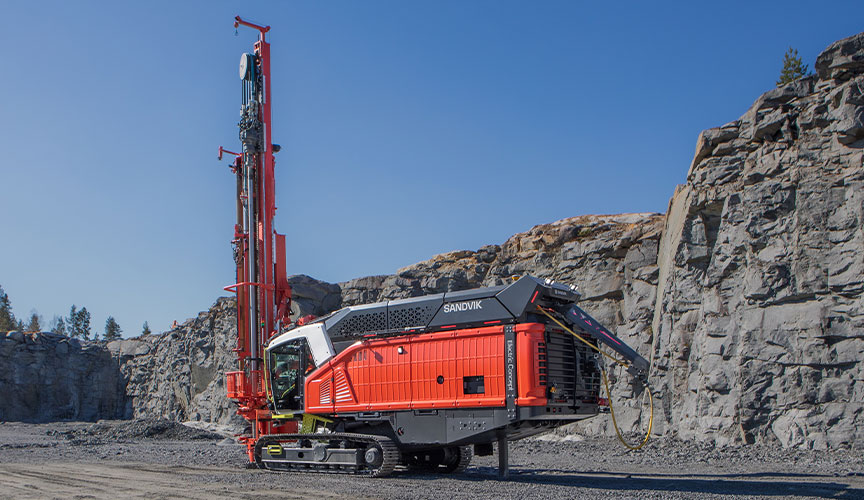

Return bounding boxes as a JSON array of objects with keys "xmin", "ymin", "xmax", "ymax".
[
  {"xmin": 338, "ymin": 311, "xmax": 387, "ymax": 336},
  {"xmin": 333, "ymin": 369, "xmax": 354, "ymax": 403},
  {"xmin": 544, "ymin": 328, "xmax": 600, "ymax": 405},
  {"xmin": 320, "ymin": 379, "xmax": 331, "ymax": 404},
  {"xmin": 389, "ymin": 304, "xmax": 437, "ymax": 330},
  {"xmin": 545, "ymin": 330, "xmax": 577, "ymax": 404},
  {"xmin": 537, "ymin": 341, "xmax": 548, "ymax": 386}
]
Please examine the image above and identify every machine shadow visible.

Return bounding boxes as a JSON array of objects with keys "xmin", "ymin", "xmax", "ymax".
[{"xmin": 399, "ymin": 467, "xmax": 863, "ymax": 499}]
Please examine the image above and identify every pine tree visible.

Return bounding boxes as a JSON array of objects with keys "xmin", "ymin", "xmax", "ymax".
[
  {"xmin": 79, "ymin": 307, "xmax": 91, "ymax": 340},
  {"xmin": 67, "ymin": 305, "xmax": 80, "ymax": 338},
  {"xmin": 66, "ymin": 306, "xmax": 93, "ymax": 339},
  {"xmin": 104, "ymin": 316, "xmax": 122, "ymax": 341},
  {"xmin": 51, "ymin": 316, "xmax": 67, "ymax": 336},
  {"xmin": 0, "ymin": 285, "xmax": 15, "ymax": 333},
  {"xmin": 27, "ymin": 312, "xmax": 41, "ymax": 332},
  {"xmin": 16, "ymin": 319, "xmax": 25, "ymax": 332},
  {"xmin": 142, "ymin": 321, "xmax": 152, "ymax": 336},
  {"xmin": 777, "ymin": 47, "xmax": 810, "ymax": 86}
]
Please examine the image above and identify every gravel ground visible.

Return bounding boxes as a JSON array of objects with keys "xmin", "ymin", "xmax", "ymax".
[{"xmin": 0, "ymin": 420, "xmax": 861, "ymax": 499}]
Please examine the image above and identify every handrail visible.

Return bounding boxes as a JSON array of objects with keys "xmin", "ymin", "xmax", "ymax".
[{"xmin": 224, "ymin": 281, "xmax": 276, "ymax": 293}]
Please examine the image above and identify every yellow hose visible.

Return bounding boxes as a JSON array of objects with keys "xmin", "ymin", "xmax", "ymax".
[
  {"xmin": 602, "ymin": 369, "xmax": 653, "ymax": 450},
  {"xmin": 536, "ymin": 306, "xmax": 655, "ymax": 451}
]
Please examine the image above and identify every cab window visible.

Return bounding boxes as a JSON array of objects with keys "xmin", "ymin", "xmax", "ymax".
[{"xmin": 269, "ymin": 340, "xmax": 306, "ymax": 411}]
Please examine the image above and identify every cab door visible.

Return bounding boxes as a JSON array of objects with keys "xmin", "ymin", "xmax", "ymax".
[{"xmin": 268, "ymin": 339, "xmax": 312, "ymax": 412}]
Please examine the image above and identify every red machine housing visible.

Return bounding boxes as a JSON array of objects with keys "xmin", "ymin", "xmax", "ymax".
[{"xmin": 304, "ymin": 323, "xmax": 548, "ymax": 414}]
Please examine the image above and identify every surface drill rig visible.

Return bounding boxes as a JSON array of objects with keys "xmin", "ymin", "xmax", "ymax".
[{"xmin": 220, "ymin": 17, "xmax": 651, "ymax": 478}]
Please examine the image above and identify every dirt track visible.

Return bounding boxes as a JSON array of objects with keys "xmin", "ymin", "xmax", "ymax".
[{"xmin": 1, "ymin": 421, "xmax": 862, "ymax": 499}]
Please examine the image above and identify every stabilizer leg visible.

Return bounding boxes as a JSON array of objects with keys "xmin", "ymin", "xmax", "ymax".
[{"xmin": 497, "ymin": 436, "xmax": 509, "ymax": 479}]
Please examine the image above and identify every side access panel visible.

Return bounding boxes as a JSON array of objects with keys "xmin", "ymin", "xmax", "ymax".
[
  {"xmin": 409, "ymin": 328, "xmax": 506, "ymax": 409},
  {"xmin": 321, "ymin": 337, "xmax": 413, "ymax": 413},
  {"xmin": 515, "ymin": 323, "xmax": 547, "ymax": 406}
]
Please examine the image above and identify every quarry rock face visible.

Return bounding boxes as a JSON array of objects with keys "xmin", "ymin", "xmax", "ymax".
[
  {"xmin": 0, "ymin": 332, "xmax": 126, "ymax": 422},
  {"xmin": 3, "ymin": 32, "xmax": 863, "ymax": 449},
  {"xmin": 107, "ymin": 297, "xmax": 244, "ymax": 430},
  {"xmin": 648, "ymin": 32, "xmax": 864, "ymax": 449}
]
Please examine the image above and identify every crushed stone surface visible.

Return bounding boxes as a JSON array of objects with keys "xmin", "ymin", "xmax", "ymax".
[
  {"xmin": 46, "ymin": 418, "xmax": 225, "ymax": 445},
  {"xmin": 0, "ymin": 421, "xmax": 861, "ymax": 499}
]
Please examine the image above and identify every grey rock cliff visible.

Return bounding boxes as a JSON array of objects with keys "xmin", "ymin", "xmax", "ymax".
[
  {"xmin": 0, "ymin": 332, "xmax": 126, "ymax": 422},
  {"xmin": 107, "ymin": 297, "xmax": 243, "ymax": 429},
  {"xmin": 647, "ymin": 32, "xmax": 864, "ymax": 449}
]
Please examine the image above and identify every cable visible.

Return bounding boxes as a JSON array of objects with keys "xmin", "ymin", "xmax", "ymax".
[
  {"xmin": 535, "ymin": 305, "xmax": 655, "ymax": 451},
  {"xmin": 602, "ymin": 369, "xmax": 653, "ymax": 450}
]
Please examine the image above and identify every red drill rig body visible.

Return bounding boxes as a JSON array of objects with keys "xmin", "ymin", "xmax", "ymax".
[{"xmin": 221, "ymin": 17, "xmax": 649, "ymax": 478}]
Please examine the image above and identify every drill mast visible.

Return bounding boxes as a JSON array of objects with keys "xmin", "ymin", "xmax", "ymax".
[{"xmin": 221, "ymin": 16, "xmax": 293, "ymax": 455}]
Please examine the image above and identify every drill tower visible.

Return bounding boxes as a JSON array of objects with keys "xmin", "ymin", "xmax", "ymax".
[{"xmin": 220, "ymin": 16, "xmax": 294, "ymax": 456}]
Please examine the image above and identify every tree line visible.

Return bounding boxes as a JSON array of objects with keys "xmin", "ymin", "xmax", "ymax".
[{"xmin": 0, "ymin": 284, "xmax": 152, "ymax": 341}]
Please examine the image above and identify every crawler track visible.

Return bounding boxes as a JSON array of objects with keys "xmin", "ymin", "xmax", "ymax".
[
  {"xmin": 405, "ymin": 445, "xmax": 473, "ymax": 473},
  {"xmin": 254, "ymin": 432, "xmax": 401, "ymax": 477}
]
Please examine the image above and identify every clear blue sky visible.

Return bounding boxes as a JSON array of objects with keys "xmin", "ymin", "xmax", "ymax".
[{"xmin": 1, "ymin": 1, "xmax": 861, "ymax": 337}]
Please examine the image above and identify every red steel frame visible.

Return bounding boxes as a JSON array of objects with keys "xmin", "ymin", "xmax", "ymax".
[{"xmin": 222, "ymin": 16, "xmax": 295, "ymax": 461}]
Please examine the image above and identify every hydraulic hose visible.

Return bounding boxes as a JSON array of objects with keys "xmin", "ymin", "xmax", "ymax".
[
  {"xmin": 536, "ymin": 306, "xmax": 655, "ymax": 451},
  {"xmin": 602, "ymin": 369, "xmax": 653, "ymax": 450}
]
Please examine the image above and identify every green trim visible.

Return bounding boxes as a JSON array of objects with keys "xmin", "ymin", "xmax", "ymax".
[{"xmin": 300, "ymin": 413, "xmax": 333, "ymax": 433}]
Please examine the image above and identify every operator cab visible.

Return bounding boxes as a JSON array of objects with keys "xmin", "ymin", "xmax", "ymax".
[{"xmin": 266, "ymin": 323, "xmax": 336, "ymax": 413}]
